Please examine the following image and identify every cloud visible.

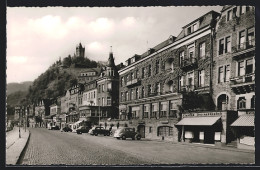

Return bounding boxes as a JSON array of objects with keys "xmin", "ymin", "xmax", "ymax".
[
  {"xmin": 27, "ymin": 15, "xmax": 68, "ymax": 39},
  {"xmin": 8, "ymin": 56, "xmax": 28, "ymax": 64}
]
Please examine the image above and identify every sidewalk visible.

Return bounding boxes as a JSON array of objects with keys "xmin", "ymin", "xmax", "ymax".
[
  {"xmin": 154, "ymin": 139, "xmax": 255, "ymax": 154},
  {"xmin": 6, "ymin": 126, "xmax": 30, "ymax": 165}
]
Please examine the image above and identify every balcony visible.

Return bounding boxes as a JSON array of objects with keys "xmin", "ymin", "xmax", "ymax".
[
  {"xmin": 230, "ymin": 73, "xmax": 255, "ymax": 94},
  {"xmin": 179, "ymin": 85, "xmax": 196, "ymax": 93},
  {"xmin": 180, "ymin": 58, "xmax": 197, "ymax": 70},
  {"xmin": 194, "ymin": 86, "xmax": 210, "ymax": 94},
  {"xmin": 232, "ymin": 39, "xmax": 255, "ymax": 60},
  {"xmin": 126, "ymin": 78, "xmax": 141, "ymax": 87}
]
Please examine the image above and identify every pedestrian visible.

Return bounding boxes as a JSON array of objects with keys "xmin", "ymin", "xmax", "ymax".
[
  {"xmin": 117, "ymin": 122, "xmax": 119, "ymax": 129},
  {"xmin": 105, "ymin": 122, "xmax": 107, "ymax": 129}
]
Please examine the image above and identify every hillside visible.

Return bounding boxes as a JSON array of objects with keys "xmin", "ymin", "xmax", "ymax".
[{"xmin": 7, "ymin": 81, "xmax": 33, "ymax": 95}]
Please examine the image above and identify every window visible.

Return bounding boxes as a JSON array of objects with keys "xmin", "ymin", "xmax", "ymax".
[
  {"xmin": 147, "ymin": 85, "xmax": 152, "ymax": 95},
  {"xmin": 237, "ymin": 97, "xmax": 246, "ymax": 109},
  {"xmin": 225, "ymin": 65, "xmax": 230, "ymax": 82},
  {"xmin": 219, "ymin": 39, "xmax": 224, "ymax": 55},
  {"xmin": 188, "ymin": 45, "xmax": 194, "ymax": 60},
  {"xmin": 245, "ymin": 59, "xmax": 253, "ymax": 74},
  {"xmin": 248, "ymin": 27, "xmax": 255, "ymax": 46},
  {"xmin": 169, "ymin": 103, "xmax": 177, "ymax": 118},
  {"xmin": 239, "ymin": 30, "xmax": 246, "ymax": 49},
  {"xmin": 179, "ymin": 76, "xmax": 183, "ymax": 91},
  {"xmin": 102, "ymin": 84, "xmax": 105, "ymax": 92},
  {"xmin": 232, "ymin": 7, "xmax": 237, "ymax": 18},
  {"xmin": 155, "ymin": 60, "xmax": 160, "ymax": 74},
  {"xmin": 130, "ymin": 89, "xmax": 134, "ymax": 100},
  {"xmin": 141, "ymin": 87, "xmax": 145, "ymax": 98},
  {"xmin": 102, "ymin": 97, "xmax": 105, "ymax": 106},
  {"xmin": 158, "ymin": 126, "xmax": 173, "ymax": 136},
  {"xmin": 218, "ymin": 66, "xmax": 224, "ymax": 83},
  {"xmin": 131, "ymin": 72, "xmax": 135, "ymax": 80},
  {"xmin": 107, "ymin": 82, "xmax": 112, "ymax": 91},
  {"xmin": 136, "ymin": 88, "xmax": 139, "ymax": 99},
  {"xmin": 121, "ymin": 77, "xmax": 124, "ymax": 86},
  {"xmin": 198, "ymin": 70, "xmax": 205, "ymax": 87},
  {"xmin": 149, "ymin": 127, "xmax": 153, "ymax": 133},
  {"xmin": 126, "ymin": 91, "xmax": 129, "ymax": 101},
  {"xmin": 240, "ymin": 6, "xmax": 246, "ymax": 15},
  {"xmin": 225, "ymin": 36, "xmax": 231, "ymax": 53},
  {"xmin": 148, "ymin": 65, "xmax": 151, "ymax": 77},
  {"xmin": 151, "ymin": 104, "xmax": 157, "ymax": 118},
  {"xmin": 227, "ymin": 9, "xmax": 232, "ymax": 21},
  {"xmin": 107, "ymin": 97, "xmax": 111, "ymax": 106},
  {"xmin": 156, "ymin": 82, "xmax": 160, "ymax": 94},
  {"xmin": 161, "ymin": 61, "xmax": 165, "ymax": 71},
  {"xmin": 143, "ymin": 106, "xmax": 148, "ymax": 118},
  {"xmin": 179, "ymin": 51, "xmax": 184, "ymax": 66},
  {"xmin": 142, "ymin": 67, "xmax": 146, "ymax": 78},
  {"xmin": 199, "ymin": 42, "xmax": 205, "ymax": 58},
  {"xmin": 136, "ymin": 69, "xmax": 139, "ymax": 79},
  {"xmin": 238, "ymin": 61, "xmax": 245, "ymax": 76},
  {"xmin": 121, "ymin": 92, "xmax": 124, "ymax": 102},
  {"xmin": 126, "ymin": 74, "xmax": 130, "ymax": 82},
  {"xmin": 98, "ymin": 85, "xmax": 101, "ymax": 93},
  {"xmin": 187, "ymin": 72, "xmax": 194, "ymax": 86},
  {"xmin": 159, "ymin": 102, "xmax": 167, "ymax": 118},
  {"xmin": 251, "ymin": 95, "xmax": 255, "ymax": 109}
]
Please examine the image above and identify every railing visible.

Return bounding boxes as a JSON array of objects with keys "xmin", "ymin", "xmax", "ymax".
[
  {"xmin": 232, "ymin": 39, "xmax": 255, "ymax": 53},
  {"xmin": 230, "ymin": 73, "xmax": 255, "ymax": 85},
  {"xmin": 180, "ymin": 58, "xmax": 197, "ymax": 68}
]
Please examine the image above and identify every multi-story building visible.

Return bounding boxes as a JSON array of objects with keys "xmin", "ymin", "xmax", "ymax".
[
  {"xmin": 213, "ymin": 5, "xmax": 255, "ymax": 150},
  {"xmin": 78, "ymin": 68, "xmax": 101, "ymax": 84},
  {"xmin": 76, "ymin": 50, "xmax": 119, "ymax": 126},
  {"xmin": 118, "ymin": 11, "xmax": 241, "ymax": 144}
]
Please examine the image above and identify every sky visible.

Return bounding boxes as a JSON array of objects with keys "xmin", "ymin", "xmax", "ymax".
[{"xmin": 7, "ymin": 6, "xmax": 222, "ymax": 83}]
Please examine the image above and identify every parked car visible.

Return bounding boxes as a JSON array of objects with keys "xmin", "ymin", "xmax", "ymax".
[
  {"xmin": 76, "ymin": 126, "xmax": 90, "ymax": 134},
  {"xmin": 51, "ymin": 126, "xmax": 60, "ymax": 130},
  {"xmin": 113, "ymin": 127, "xmax": 141, "ymax": 140},
  {"xmin": 90, "ymin": 126, "xmax": 111, "ymax": 136},
  {"xmin": 62, "ymin": 126, "xmax": 72, "ymax": 132}
]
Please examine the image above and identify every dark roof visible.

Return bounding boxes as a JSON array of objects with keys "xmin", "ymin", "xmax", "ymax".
[
  {"xmin": 175, "ymin": 10, "xmax": 220, "ymax": 41},
  {"xmin": 140, "ymin": 35, "xmax": 176, "ymax": 58},
  {"xmin": 107, "ymin": 52, "xmax": 116, "ymax": 67},
  {"xmin": 221, "ymin": 5, "xmax": 233, "ymax": 12}
]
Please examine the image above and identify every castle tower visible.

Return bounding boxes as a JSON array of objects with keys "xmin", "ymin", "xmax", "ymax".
[{"xmin": 76, "ymin": 43, "xmax": 85, "ymax": 58}]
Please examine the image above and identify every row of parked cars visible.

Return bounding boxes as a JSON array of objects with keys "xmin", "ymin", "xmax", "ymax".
[{"xmin": 51, "ymin": 125, "xmax": 142, "ymax": 140}]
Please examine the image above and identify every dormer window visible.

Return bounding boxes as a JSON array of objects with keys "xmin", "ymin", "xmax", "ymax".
[
  {"xmin": 187, "ymin": 23, "xmax": 198, "ymax": 35},
  {"xmin": 148, "ymin": 48, "xmax": 154, "ymax": 55},
  {"xmin": 131, "ymin": 57, "xmax": 135, "ymax": 63}
]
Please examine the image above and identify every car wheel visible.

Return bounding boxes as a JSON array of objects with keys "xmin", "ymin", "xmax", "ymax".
[
  {"xmin": 106, "ymin": 132, "xmax": 110, "ymax": 136},
  {"xmin": 94, "ymin": 133, "xmax": 98, "ymax": 136},
  {"xmin": 136, "ymin": 135, "xmax": 141, "ymax": 140},
  {"xmin": 116, "ymin": 137, "xmax": 120, "ymax": 140},
  {"xmin": 122, "ymin": 135, "xmax": 126, "ymax": 140}
]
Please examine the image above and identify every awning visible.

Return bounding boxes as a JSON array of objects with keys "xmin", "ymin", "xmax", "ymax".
[
  {"xmin": 231, "ymin": 115, "xmax": 254, "ymax": 127},
  {"xmin": 176, "ymin": 116, "xmax": 221, "ymax": 126}
]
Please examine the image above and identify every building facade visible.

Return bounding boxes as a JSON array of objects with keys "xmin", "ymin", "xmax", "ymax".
[
  {"xmin": 213, "ymin": 5, "xmax": 255, "ymax": 149},
  {"xmin": 119, "ymin": 11, "xmax": 221, "ymax": 142}
]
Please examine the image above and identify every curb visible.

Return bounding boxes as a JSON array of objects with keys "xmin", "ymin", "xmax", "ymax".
[
  {"xmin": 154, "ymin": 139, "xmax": 255, "ymax": 154},
  {"xmin": 16, "ymin": 130, "xmax": 31, "ymax": 165}
]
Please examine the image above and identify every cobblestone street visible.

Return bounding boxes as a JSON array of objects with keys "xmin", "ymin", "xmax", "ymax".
[{"xmin": 21, "ymin": 128, "xmax": 254, "ymax": 165}]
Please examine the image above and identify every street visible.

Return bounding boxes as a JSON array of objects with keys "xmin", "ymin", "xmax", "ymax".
[{"xmin": 21, "ymin": 128, "xmax": 255, "ymax": 165}]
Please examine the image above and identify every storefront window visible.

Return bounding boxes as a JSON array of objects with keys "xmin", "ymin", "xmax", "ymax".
[{"xmin": 157, "ymin": 126, "xmax": 173, "ymax": 136}]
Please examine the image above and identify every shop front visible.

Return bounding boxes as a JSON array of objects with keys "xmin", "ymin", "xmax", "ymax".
[
  {"xmin": 231, "ymin": 113, "xmax": 255, "ymax": 150},
  {"xmin": 176, "ymin": 111, "xmax": 238, "ymax": 145}
]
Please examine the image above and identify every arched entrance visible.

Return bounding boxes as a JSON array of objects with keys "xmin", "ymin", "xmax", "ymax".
[
  {"xmin": 137, "ymin": 125, "xmax": 145, "ymax": 138},
  {"xmin": 217, "ymin": 94, "xmax": 229, "ymax": 110}
]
